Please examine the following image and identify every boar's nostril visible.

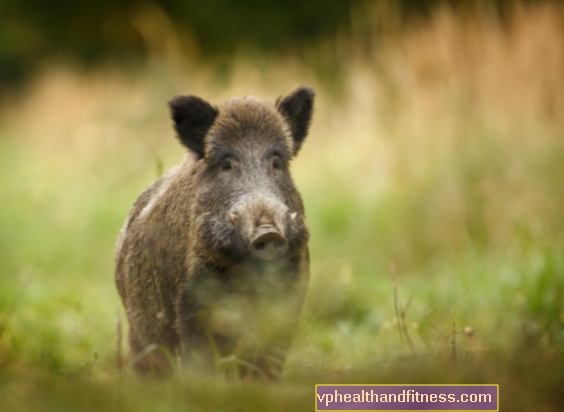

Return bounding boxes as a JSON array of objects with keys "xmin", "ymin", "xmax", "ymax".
[
  {"xmin": 255, "ymin": 241, "xmax": 266, "ymax": 251},
  {"xmin": 249, "ymin": 226, "xmax": 288, "ymax": 260}
]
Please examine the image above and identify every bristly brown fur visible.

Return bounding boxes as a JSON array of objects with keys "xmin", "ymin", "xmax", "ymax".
[{"xmin": 115, "ymin": 87, "xmax": 314, "ymax": 378}]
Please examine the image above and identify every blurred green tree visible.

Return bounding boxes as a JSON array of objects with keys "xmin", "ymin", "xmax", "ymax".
[{"xmin": 0, "ymin": 0, "xmax": 555, "ymax": 86}]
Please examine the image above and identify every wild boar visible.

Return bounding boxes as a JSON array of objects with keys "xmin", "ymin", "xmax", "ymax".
[{"xmin": 115, "ymin": 86, "xmax": 314, "ymax": 378}]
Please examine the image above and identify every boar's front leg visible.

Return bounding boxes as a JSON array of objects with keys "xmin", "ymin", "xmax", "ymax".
[
  {"xmin": 175, "ymin": 266, "xmax": 232, "ymax": 374},
  {"xmin": 127, "ymin": 325, "xmax": 172, "ymax": 376}
]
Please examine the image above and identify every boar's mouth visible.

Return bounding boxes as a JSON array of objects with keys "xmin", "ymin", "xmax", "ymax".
[{"xmin": 249, "ymin": 225, "xmax": 288, "ymax": 261}]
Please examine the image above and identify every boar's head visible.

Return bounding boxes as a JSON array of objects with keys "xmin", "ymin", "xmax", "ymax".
[{"xmin": 169, "ymin": 87, "xmax": 314, "ymax": 268}]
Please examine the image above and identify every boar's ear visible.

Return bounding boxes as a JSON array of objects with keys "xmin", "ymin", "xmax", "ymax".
[
  {"xmin": 276, "ymin": 86, "xmax": 315, "ymax": 155},
  {"xmin": 169, "ymin": 95, "xmax": 218, "ymax": 158}
]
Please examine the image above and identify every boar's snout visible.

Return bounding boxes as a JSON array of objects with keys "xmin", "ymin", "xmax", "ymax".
[{"xmin": 249, "ymin": 225, "xmax": 288, "ymax": 261}]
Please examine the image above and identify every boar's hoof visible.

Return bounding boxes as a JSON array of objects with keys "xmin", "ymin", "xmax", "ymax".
[{"xmin": 250, "ymin": 225, "xmax": 288, "ymax": 260}]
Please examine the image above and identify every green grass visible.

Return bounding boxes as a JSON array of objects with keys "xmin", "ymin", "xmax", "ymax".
[{"xmin": 1, "ymin": 119, "xmax": 563, "ymax": 410}]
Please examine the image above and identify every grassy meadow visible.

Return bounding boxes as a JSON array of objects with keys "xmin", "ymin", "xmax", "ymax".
[{"xmin": 1, "ymin": 2, "xmax": 564, "ymax": 411}]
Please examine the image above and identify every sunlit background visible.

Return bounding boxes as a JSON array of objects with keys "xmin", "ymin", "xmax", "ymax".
[{"xmin": 0, "ymin": 1, "xmax": 563, "ymax": 410}]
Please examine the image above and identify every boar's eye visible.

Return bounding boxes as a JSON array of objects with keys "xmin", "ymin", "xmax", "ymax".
[
  {"xmin": 271, "ymin": 156, "xmax": 283, "ymax": 170},
  {"xmin": 220, "ymin": 158, "xmax": 233, "ymax": 172}
]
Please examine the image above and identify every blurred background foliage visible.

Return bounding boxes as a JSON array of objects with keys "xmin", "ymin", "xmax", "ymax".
[
  {"xmin": 1, "ymin": 0, "xmax": 564, "ymax": 411},
  {"xmin": 0, "ymin": 0, "xmax": 554, "ymax": 86}
]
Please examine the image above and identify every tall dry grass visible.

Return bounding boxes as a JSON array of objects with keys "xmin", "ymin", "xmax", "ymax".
[{"xmin": 4, "ymin": 1, "xmax": 563, "ymax": 261}]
